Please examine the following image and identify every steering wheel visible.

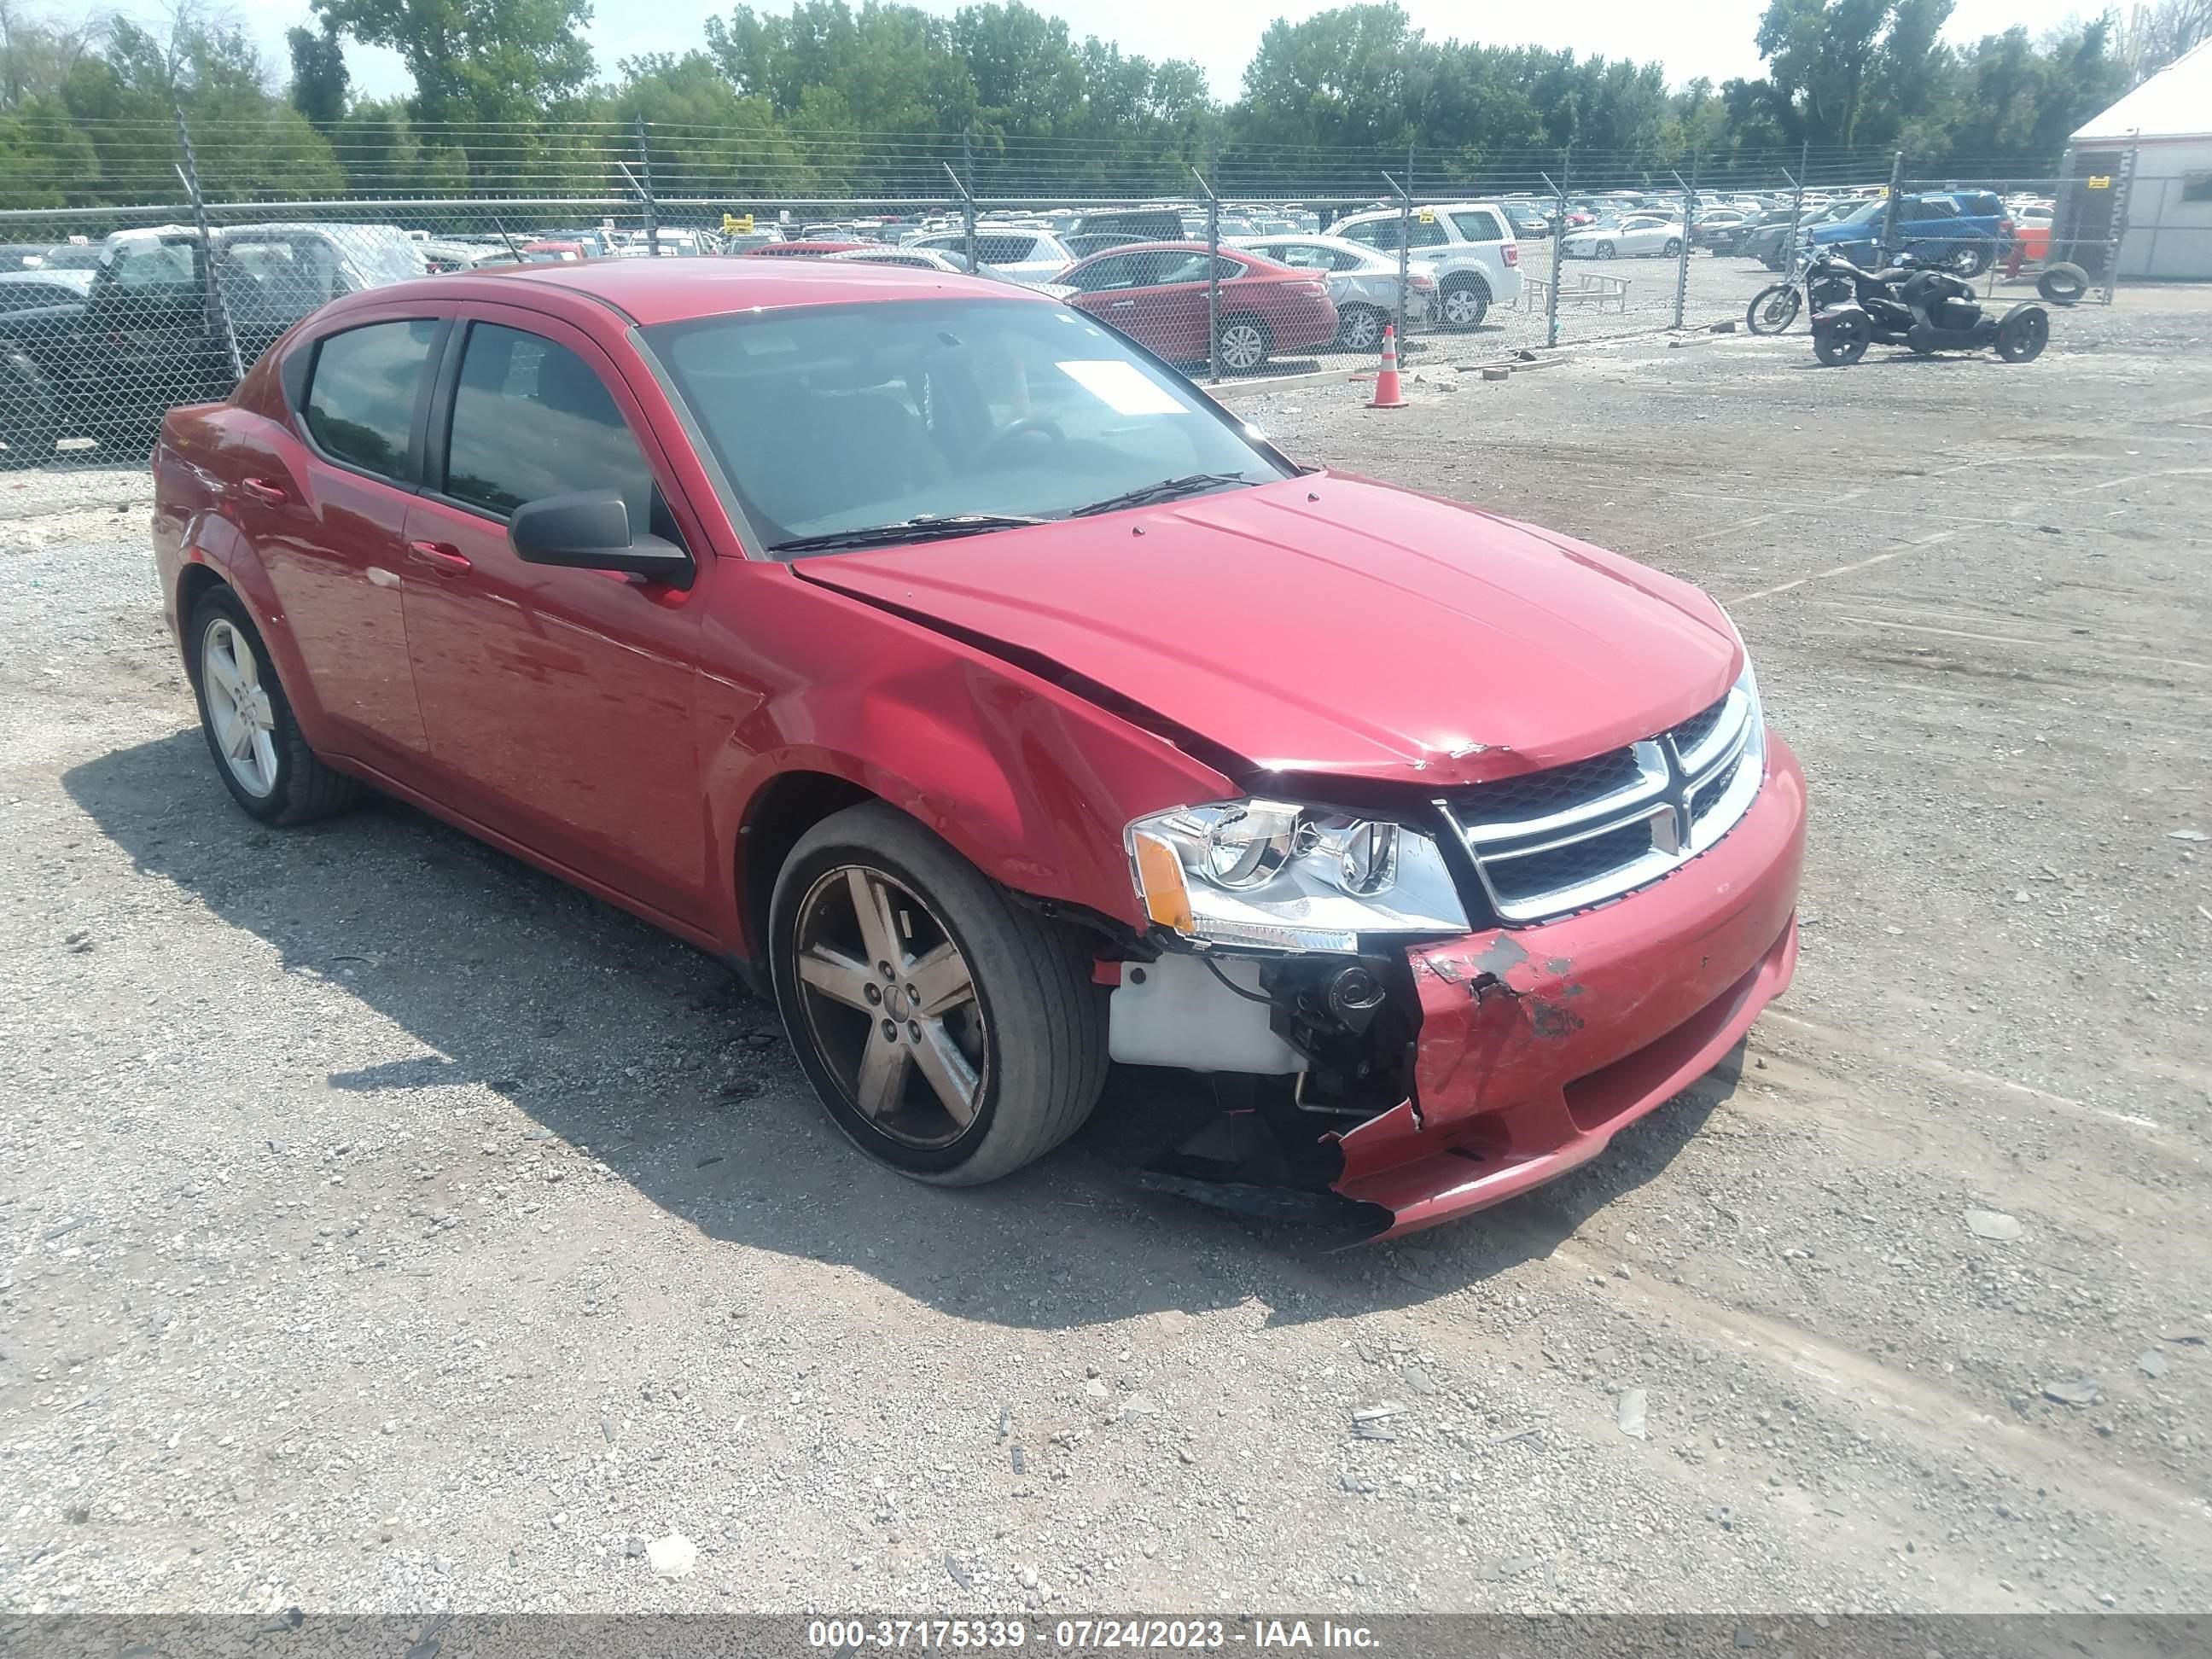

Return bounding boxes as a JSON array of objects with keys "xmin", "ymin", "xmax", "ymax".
[{"xmin": 978, "ymin": 416, "xmax": 1063, "ymax": 464}]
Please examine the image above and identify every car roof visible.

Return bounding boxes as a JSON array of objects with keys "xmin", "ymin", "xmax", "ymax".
[{"xmin": 374, "ymin": 256, "xmax": 1057, "ymax": 326}]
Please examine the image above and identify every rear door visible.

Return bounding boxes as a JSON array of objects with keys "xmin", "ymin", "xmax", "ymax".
[
  {"xmin": 249, "ymin": 312, "xmax": 445, "ymax": 770},
  {"xmin": 397, "ymin": 306, "xmax": 711, "ymax": 923}
]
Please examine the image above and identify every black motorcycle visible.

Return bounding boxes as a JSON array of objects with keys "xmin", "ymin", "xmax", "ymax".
[
  {"xmin": 1811, "ymin": 263, "xmax": 2050, "ymax": 367},
  {"xmin": 1745, "ymin": 250, "xmax": 1908, "ymax": 335}
]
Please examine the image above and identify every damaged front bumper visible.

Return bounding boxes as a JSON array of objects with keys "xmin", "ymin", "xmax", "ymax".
[{"xmin": 1330, "ymin": 734, "xmax": 1808, "ymax": 1238}]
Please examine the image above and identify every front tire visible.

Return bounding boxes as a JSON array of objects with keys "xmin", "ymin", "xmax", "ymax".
[
  {"xmin": 1813, "ymin": 313, "xmax": 1871, "ymax": 366},
  {"xmin": 1594, "ymin": 241, "xmax": 1616, "ymax": 259},
  {"xmin": 1994, "ymin": 306, "xmax": 2050, "ymax": 364},
  {"xmin": 185, "ymin": 586, "xmax": 361, "ymax": 824},
  {"xmin": 1746, "ymin": 285, "xmax": 1802, "ymax": 335},
  {"xmin": 769, "ymin": 802, "xmax": 1108, "ymax": 1186}
]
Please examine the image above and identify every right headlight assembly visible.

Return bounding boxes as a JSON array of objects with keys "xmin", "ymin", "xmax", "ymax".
[{"xmin": 1126, "ymin": 800, "xmax": 1470, "ymax": 954}]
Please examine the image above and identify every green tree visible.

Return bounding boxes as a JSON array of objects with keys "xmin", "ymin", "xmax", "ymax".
[
  {"xmin": 287, "ymin": 22, "xmax": 348, "ymax": 131},
  {"xmin": 312, "ymin": 0, "xmax": 595, "ymax": 131}
]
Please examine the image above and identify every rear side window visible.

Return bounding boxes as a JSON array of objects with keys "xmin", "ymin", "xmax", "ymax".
[
  {"xmin": 441, "ymin": 323, "xmax": 655, "ymax": 531},
  {"xmin": 1449, "ymin": 211, "xmax": 1505, "ymax": 242},
  {"xmin": 303, "ymin": 319, "xmax": 439, "ymax": 481},
  {"xmin": 975, "ymin": 235, "xmax": 1039, "ymax": 264}
]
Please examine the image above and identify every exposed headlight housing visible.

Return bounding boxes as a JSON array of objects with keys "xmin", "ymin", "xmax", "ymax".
[
  {"xmin": 1719, "ymin": 608, "xmax": 1767, "ymax": 773},
  {"xmin": 1126, "ymin": 800, "xmax": 1470, "ymax": 953}
]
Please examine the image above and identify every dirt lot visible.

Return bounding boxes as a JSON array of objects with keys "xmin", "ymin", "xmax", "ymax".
[{"xmin": 2, "ymin": 287, "xmax": 2208, "ymax": 1620}]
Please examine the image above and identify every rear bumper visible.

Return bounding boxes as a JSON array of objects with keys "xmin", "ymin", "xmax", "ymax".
[{"xmin": 1330, "ymin": 734, "xmax": 1808, "ymax": 1238}]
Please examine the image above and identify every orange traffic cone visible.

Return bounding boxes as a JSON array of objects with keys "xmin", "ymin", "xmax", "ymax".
[{"xmin": 1367, "ymin": 323, "xmax": 1408, "ymax": 409}]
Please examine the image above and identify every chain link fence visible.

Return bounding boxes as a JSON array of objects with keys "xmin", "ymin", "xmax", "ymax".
[{"xmin": 0, "ymin": 118, "xmax": 2125, "ymax": 469}]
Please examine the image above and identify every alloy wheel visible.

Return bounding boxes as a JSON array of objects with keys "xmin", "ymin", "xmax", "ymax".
[
  {"xmin": 1338, "ymin": 306, "xmax": 1382, "ymax": 350},
  {"xmin": 791, "ymin": 864, "xmax": 988, "ymax": 1150},
  {"xmin": 201, "ymin": 617, "xmax": 279, "ymax": 798},
  {"xmin": 1218, "ymin": 322, "xmax": 1267, "ymax": 372},
  {"xmin": 1441, "ymin": 285, "xmax": 1486, "ymax": 326}
]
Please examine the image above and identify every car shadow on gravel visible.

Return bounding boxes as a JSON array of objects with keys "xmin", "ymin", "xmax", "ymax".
[{"xmin": 64, "ymin": 730, "xmax": 1735, "ymax": 1330}]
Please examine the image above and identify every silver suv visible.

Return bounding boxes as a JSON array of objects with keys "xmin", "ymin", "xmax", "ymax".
[{"xmin": 1324, "ymin": 201, "xmax": 1523, "ymax": 329}]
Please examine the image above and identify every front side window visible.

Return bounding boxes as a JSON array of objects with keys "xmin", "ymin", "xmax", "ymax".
[
  {"xmin": 302, "ymin": 318, "xmax": 439, "ymax": 480},
  {"xmin": 442, "ymin": 323, "xmax": 655, "ymax": 531},
  {"xmin": 645, "ymin": 298, "xmax": 1289, "ymax": 553},
  {"xmin": 1339, "ymin": 219, "xmax": 1388, "ymax": 248}
]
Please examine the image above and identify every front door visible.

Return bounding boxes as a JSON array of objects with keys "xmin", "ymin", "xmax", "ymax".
[{"xmin": 399, "ymin": 308, "xmax": 709, "ymax": 925}]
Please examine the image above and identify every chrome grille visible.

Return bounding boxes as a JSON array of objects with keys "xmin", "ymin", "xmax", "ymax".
[{"xmin": 1438, "ymin": 690, "xmax": 1763, "ymax": 925}]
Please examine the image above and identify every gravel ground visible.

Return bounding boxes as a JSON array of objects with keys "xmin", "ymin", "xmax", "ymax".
[{"xmin": 2, "ymin": 284, "xmax": 2208, "ymax": 1620}]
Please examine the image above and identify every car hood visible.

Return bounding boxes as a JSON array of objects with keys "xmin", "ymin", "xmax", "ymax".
[{"xmin": 794, "ymin": 474, "xmax": 1741, "ymax": 789}]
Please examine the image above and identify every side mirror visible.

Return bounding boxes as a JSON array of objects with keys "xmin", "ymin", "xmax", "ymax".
[{"xmin": 509, "ymin": 490, "xmax": 693, "ymax": 591}]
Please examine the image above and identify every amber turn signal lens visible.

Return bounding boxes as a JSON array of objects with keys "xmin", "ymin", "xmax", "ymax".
[{"xmin": 1130, "ymin": 830, "xmax": 1195, "ymax": 934}]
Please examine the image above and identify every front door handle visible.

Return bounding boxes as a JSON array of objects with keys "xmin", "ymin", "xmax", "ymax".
[
  {"xmin": 240, "ymin": 476, "xmax": 288, "ymax": 505},
  {"xmin": 1109, "ymin": 300, "xmax": 1136, "ymax": 309},
  {"xmin": 407, "ymin": 538, "xmax": 471, "ymax": 572}
]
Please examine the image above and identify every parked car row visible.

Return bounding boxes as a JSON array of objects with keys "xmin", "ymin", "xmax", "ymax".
[{"xmin": 0, "ymin": 222, "xmax": 428, "ymax": 465}]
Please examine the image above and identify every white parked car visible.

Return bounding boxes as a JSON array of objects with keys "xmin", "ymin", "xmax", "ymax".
[
  {"xmin": 904, "ymin": 227, "xmax": 1076, "ymax": 286},
  {"xmin": 1229, "ymin": 233, "xmax": 1436, "ymax": 350},
  {"xmin": 829, "ymin": 245, "xmax": 1076, "ymax": 299},
  {"xmin": 1322, "ymin": 201, "xmax": 1522, "ymax": 329},
  {"xmin": 1563, "ymin": 214, "xmax": 1685, "ymax": 259}
]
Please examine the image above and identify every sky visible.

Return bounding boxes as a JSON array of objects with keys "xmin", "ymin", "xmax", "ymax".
[{"xmin": 201, "ymin": 0, "xmax": 2116, "ymax": 105}]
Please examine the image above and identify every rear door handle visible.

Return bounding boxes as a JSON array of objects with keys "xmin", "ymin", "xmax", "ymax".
[
  {"xmin": 240, "ymin": 476, "xmax": 288, "ymax": 504},
  {"xmin": 407, "ymin": 538, "xmax": 471, "ymax": 572},
  {"xmin": 1109, "ymin": 300, "xmax": 1136, "ymax": 308}
]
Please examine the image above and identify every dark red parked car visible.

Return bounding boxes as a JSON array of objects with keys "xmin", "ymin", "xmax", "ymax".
[
  {"xmin": 1057, "ymin": 241, "xmax": 1339, "ymax": 372},
  {"xmin": 149, "ymin": 258, "xmax": 1805, "ymax": 1238}
]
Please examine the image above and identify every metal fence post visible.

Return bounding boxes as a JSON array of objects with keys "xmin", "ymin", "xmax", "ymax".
[
  {"xmin": 1671, "ymin": 163, "xmax": 1697, "ymax": 329},
  {"xmin": 1784, "ymin": 158, "xmax": 1805, "ymax": 267},
  {"xmin": 636, "ymin": 117, "xmax": 659, "ymax": 257},
  {"xmin": 961, "ymin": 126, "xmax": 977, "ymax": 272},
  {"xmin": 1193, "ymin": 167, "xmax": 1222, "ymax": 382},
  {"xmin": 2103, "ymin": 133, "xmax": 2139, "ymax": 307},
  {"xmin": 172, "ymin": 105, "xmax": 242, "ymax": 387},
  {"xmin": 1879, "ymin": 150, "xmax": 1906, "ymax": 265},
  {"xmin": 1382, "ymin": 168, "xmax": 1412, "ymax": 343},
  {"xmin": 1540, "ymin": 166, "xmax": 1565, "ymax": 351}
]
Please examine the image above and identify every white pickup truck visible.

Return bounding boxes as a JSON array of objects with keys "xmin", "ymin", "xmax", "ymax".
[{"xmin": 1324, "ymin": 201, "xmax": 1523, "ymax": 329}]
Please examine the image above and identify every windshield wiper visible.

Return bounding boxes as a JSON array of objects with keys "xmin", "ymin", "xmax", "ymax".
[
  {"xmin": 768, "ymin": 513, "xmax": 1050, "ymax": 554},
  {"xmin": 1067, "ymin": 473, "xmax": 1254, "ymax": 518}
]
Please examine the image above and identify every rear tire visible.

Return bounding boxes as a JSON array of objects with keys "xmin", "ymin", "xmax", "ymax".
[
  {"xmin": 1437, "ymin": 277, "xmax": 1490, "ymax": 329},
  {"xmin": 1662, "ymin": 237, "xmax": 1683, "ymax": 259},
  {"xmin": 1335, "ymin": 303, "xmax": 1386, "ymax": 352},
  {"xmin": 185, "ymin": 586, "xmax": 362, "ymax": 825},
  {"xmin": 1215, "ymin": 314, "xmax": 1271, "ymax": 373},
  {"xmin": 769, "ymin": 802, "xmax": 1108, "ymax": 1186},
  {"xmin": 1946, "ymin": 242, "xmax": 1992, "ymax": 277}
]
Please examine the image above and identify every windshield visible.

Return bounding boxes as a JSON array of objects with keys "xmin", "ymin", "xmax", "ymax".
[{"xmin": 643, "ymin": 298, "xmax": 1289, "ymax": 554}]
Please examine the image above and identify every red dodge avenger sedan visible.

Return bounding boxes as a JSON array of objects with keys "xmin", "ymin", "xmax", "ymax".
[{"xmin": 152, "ymin": 257, "xmax": 1806, "ymax": 1238}]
